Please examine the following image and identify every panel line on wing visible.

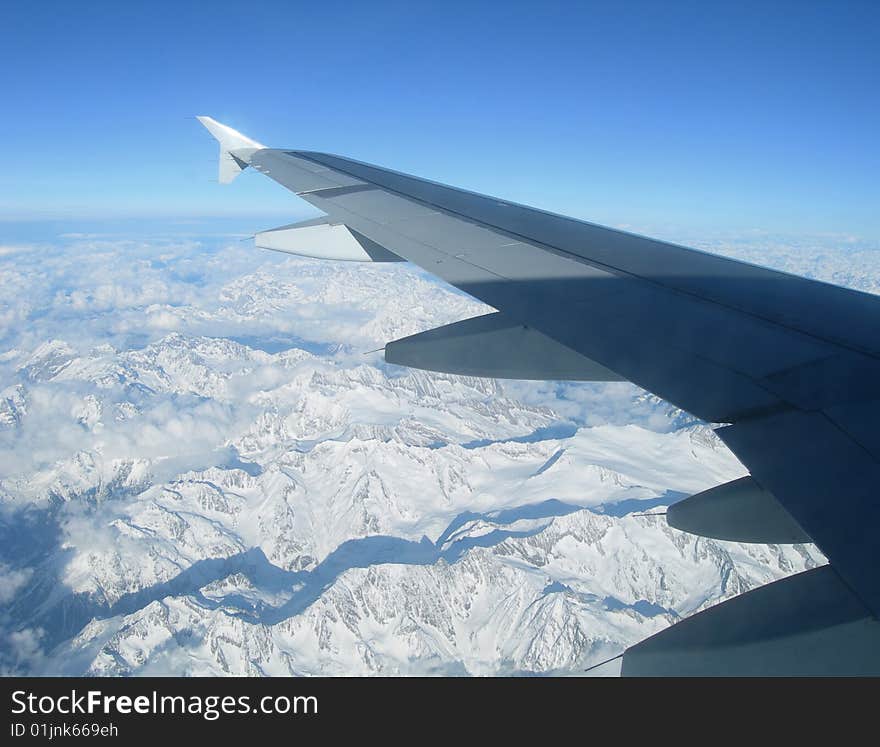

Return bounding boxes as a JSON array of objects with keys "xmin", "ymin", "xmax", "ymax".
[{"xmin": 303, "ymin": 184, "xmax": 381, "ymax": 198}]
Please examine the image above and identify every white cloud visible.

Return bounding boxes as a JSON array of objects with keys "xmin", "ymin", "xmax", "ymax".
[
  {"xmin": 0, "ymin": 628, "xmax": 45, "ymax": 675},
  {"xmin": 144, "ymin": 308, "xmax": 182, "ymax": 330},
  {"xmin": 0, "ymin": 244, "xmax": 42, "ymax": 257},
  {"xmin": 0, "ymin": 563, "xmax": 32, "ymax": 603}
]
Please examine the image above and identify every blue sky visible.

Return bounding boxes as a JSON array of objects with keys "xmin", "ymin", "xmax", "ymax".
[{"xmin": 2, "ymin": 0, "xmax": 878, "ymax": 239}]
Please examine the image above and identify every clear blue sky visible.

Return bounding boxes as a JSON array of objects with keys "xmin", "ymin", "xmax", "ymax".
[{"xmin": 2, "ymin": 0, "xmax": 878, "ymax": 239}]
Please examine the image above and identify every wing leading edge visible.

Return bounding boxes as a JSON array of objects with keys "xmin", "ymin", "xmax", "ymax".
[{"xmin": 198, "ymin": 116, "xmax": 880, "ymax": 675}]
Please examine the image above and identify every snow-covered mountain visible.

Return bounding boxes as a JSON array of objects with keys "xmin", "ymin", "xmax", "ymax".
[{"xmin": 3, "ymin": 228, "xmax": 873, "ymax": 676}]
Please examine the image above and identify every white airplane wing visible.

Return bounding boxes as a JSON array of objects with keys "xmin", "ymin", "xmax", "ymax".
[{"xmin": 198, "ymin": 116, "xmax": 880, "ymax": 675}]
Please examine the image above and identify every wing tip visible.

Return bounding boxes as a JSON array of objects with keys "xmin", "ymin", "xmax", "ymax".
[
  {"xmin": 196, "ymin": 115, "xmax": 264, "ymax": 151},
  {"xmin": 197, "ymin": 115, "xmax": 264, "ymax": 184}
]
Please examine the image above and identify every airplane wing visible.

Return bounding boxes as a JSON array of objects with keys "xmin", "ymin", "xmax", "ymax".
[{"xmin": 197, "ymin": 116, "xmax": 880, "ymax": 675}]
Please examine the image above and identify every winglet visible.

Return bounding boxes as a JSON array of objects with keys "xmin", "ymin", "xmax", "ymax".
[{"xmin": 196, "ymin": 116, "xmax": 265, "ymax": 184}]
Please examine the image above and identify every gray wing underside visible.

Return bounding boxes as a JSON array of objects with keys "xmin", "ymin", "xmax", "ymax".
[{"xmin": 217, "ymin": 134, "xmax": 880, "ymax": 674}]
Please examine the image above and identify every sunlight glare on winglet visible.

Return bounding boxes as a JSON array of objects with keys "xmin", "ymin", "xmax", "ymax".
[{"xmin": 196, "ymin": 115, "xmax": 265, "ymax": 184}]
